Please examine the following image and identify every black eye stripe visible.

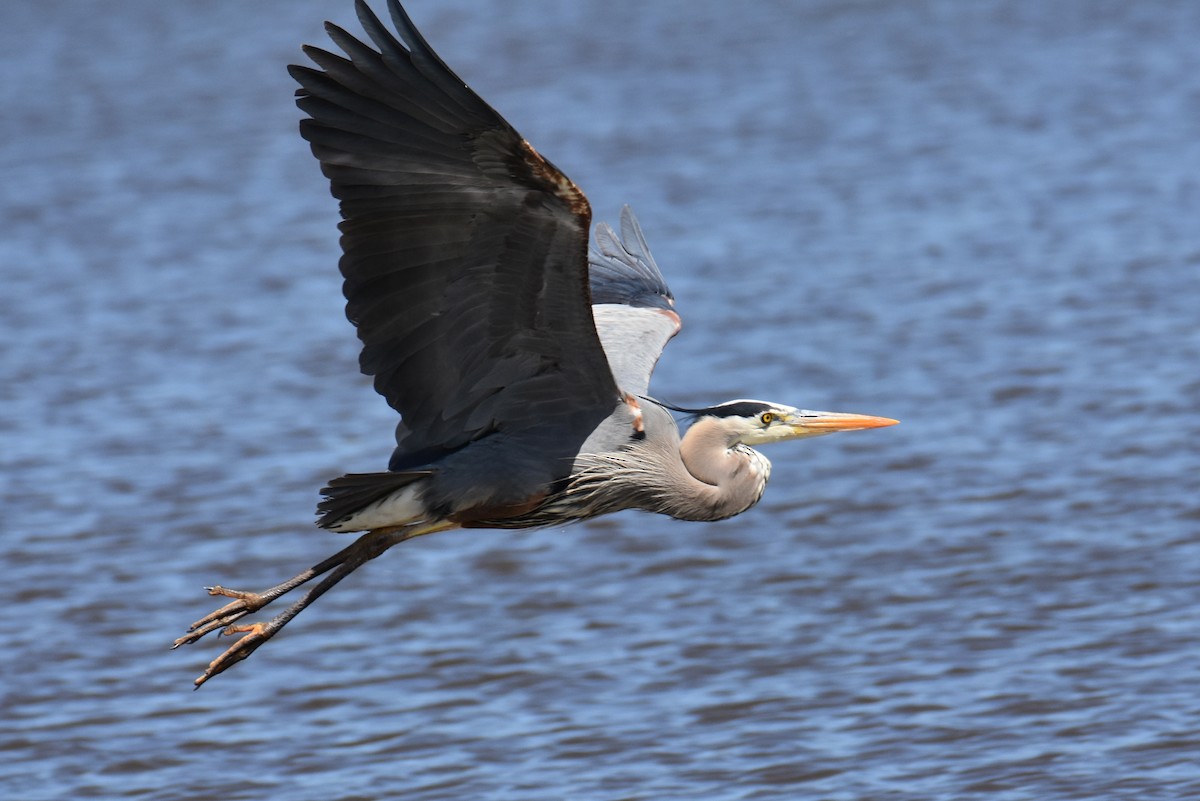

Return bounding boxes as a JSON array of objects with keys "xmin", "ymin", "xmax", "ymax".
[{"xmin": 703, "ymin": 401, "xmax": 775, "ymax": 419}]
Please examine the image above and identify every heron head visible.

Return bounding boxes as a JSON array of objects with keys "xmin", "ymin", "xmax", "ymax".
[{"xmin": 692, "ymin": 399, "xmax": 898, "ymax": 446}]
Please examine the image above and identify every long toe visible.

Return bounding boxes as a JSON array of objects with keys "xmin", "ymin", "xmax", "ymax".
[
  {"xmin": 192, "ymin": 621, "xmax": 274, "ymax": 689},
  {"xmin": 206, "ymin": 585, "xmax": 266, "ymax": 604},
  {"xmin": 172, "ymin": 610, "xmax": 242, "ymax": 648},
  {"xmin": 172, "ymin": 588, "xmax": 267, "ymax": 648}
]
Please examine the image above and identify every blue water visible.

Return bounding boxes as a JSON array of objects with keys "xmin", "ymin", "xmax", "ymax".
[{"xmin": 3, "ymin": 1, "xmax": 1200, "ymax": 798}]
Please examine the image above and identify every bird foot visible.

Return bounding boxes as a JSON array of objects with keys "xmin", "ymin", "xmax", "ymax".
[
  {"xmin": 191, "ymin": 621, "xmax": 275, "ymax": 689},
  {"xmin": 174, "ymin": 528, "xmax": 421, "ymax": 687},
  {"xmin": 172, "ymin": 585, "xmax": 269, "ymax": 650}
]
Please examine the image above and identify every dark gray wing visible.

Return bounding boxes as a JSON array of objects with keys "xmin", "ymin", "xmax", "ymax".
[
  {"xmin": 588, "ymin": 206, "xmax": 681, "ymax": 397},
  {"xmin": 290, "ymin": 0, "xmax": 620, "ymax": 471}
]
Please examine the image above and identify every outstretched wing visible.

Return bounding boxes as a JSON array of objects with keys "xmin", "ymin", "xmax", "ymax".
[
  {"xmin": 589, "ymin": 206, "xmax": 681, "ymax": 397},
  {"xmin": 291, "ymin": 0, "xmax": 620, "ymax": 468}
]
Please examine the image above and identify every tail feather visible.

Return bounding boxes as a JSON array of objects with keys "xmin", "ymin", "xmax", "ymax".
[{"xmin": 317, "ymin": 470, "xmax": 432, "ymax": 529}]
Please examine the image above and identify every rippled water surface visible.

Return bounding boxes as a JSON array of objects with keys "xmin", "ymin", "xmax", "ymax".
[{"xmin": 4, "ymin": 1, "xmax": 1200, "ymax": 799}]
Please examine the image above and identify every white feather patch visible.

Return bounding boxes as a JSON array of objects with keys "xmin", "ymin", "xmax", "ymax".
[{"xmin": 327, "ymin": 483, "xmax": 428, "ymax": 533}]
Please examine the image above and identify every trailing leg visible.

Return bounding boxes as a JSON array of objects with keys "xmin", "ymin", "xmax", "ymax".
[{"xmin": 174, "ymin": 522, "xmax": 453, "ymax": 687}]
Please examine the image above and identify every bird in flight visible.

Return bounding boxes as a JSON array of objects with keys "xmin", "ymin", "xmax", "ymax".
[{"xmin": 175, "ymin": 0, "xmax": 897, "ymax": 687}]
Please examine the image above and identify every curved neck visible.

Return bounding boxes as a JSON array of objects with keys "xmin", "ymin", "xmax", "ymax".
[
  {"xmin": 672, "ymin": 417, "xmax": 771, "ymax": 521},
  {"xmin": 561, "ymin": 407, "xmax": 772, "ymax": 524}
]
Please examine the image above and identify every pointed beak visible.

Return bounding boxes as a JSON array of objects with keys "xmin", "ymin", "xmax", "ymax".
[{"xmin": 789, "ymin": 411, "xmax": 899, "ymax": 434}]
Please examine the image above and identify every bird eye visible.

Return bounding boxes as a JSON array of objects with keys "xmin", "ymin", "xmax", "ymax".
[{"xmin": 760, "ymin": 412, "xmax": 774, "ymax": 425}]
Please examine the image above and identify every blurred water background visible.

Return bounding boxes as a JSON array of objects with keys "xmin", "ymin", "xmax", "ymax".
[{"xmin": 3, "ymin": 1, "xmax": 1200, "ymax": 798}]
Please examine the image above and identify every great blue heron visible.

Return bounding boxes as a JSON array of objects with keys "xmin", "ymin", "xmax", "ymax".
[{"xmin": 175, "ymin": 0, "xmax": 897, "ymax": 687}]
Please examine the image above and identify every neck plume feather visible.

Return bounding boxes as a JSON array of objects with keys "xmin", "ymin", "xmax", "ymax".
[{"xmin": 563, "ymin": 415, "xmax": 771, "ymax": 523}]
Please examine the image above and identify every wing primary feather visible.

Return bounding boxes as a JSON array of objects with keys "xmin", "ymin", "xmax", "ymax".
[
  {"xmin": 588, "ymin": 206, "xmax": 674, "ymax": 309},
  {"xmin": 294, "ymin": 0, "xmax": 622, "ymax": 507}
]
